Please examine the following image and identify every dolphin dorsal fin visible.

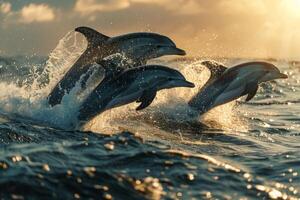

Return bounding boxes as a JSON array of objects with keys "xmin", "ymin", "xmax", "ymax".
[
  {"xmin": 245, "ymin": 84, "xmax": 259, "ymax": 102},
  {"xmin": 136, "ymin": 90, "xmax": 157, "ymax": 110},
  {"xmin": 201, "ymin": 60, "xmax": 227, "ymax": 80},
  {"xmin": 75, "ymin": 26, "xmax": 110, "ymax": 47}
]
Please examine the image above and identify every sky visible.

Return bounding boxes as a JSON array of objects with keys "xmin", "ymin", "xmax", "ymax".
[{"xmin": 1, "ymin": 0, "xmax": 300, "ymax": 59}]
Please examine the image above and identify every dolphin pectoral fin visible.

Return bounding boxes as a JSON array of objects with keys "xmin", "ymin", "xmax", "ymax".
[
  {"xmin": 136, "ymin": 90, "xmax": 157, "ymax": 111},
  {"xmin": 75, "ymin": 26, "xmax": 110, "ymax": 46},
  {"xmin": 246, "ymin": 85, "xmax": 259, "ymax": 102}
]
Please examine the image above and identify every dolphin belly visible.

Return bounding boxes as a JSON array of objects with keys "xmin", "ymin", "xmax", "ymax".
[
  {"xmin": 189, "ymin": 80, "xmax": 246, "ymax": 115},
  {"xmin": 211, "ymin": 84, "xmax": 246, "ymax": 109},
  {"xmin": 104, "ymin": 91, "xmax": 142, "ymax": 111},
  {"xmin": 78, "ymin": 90, "xmax": 142, "ymax": 122}
]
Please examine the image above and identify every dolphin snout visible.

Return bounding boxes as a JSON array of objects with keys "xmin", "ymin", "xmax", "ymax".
[
  {"xmin": 181, "ymin": 80, "xmax": 195, "ymax": 88},
  {"xmin": 160, "ymin": 46, "xmax": 186, "ymax": 56},
  {"xmin": 75, "ymin": 26, "xmax": 86, "ymax": 33},
  {"xmin": 277, "ymin": 73, "xmax": 288, "ymax": 79},
  {"xmin": 173, "ymin": 47, "xmax": 186, "ymax": 56}
]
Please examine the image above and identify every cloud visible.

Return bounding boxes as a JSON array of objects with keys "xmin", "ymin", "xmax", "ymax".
[
  {"xmin": 217, "ymin": 0, "xmax": 267, "ymax": 15},
  {"xmin": 132, "ymin": 0, "xmax": 203, "ymax": 15},
  {"xmin": 0, "ymin": 2, "xmax": 11, "ymax": 14},
  {"xmin": 74, "ymin": 0, "xmax": 203, "ymax": 15},
  {"xmin": 19, "ymin": 4, "xmax": 55, "ymax": 23},
  {"xmin": 175, "ymin": 0, "xmax": 203, "ymax": 15},
  {"xmin": 74, "ymin": 0, "xmax": 130, "ymax": 14}
]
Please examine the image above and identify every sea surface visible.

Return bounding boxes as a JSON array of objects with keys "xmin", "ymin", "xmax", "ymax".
[{"xmin": 0, "ymin": 32, "xmax": 299, "ymax": 200}]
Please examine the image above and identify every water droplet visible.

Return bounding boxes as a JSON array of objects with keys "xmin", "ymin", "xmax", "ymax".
[
  {"xmin": 103, "ymin": 193, "xmax": 113, "ymax": 200},
  {"xmin": 83, "ymin": 166, "xmax": 96, "ymax": 177},
  {"xmin": 292, "ymin": 172, "xmax": 298, "ymax": 177},
  {"xmin": 243, "ymin": 173, "xmax": 251, "ymax": 179},
  {"xmin": 176, "ymin": 192, "xmax": 182, "ymax": 197},
  {"xmin": 37, "ymin": 174, "xmax": 44, "ymax": 179},
  {"xmin": 268, "ymin": 189, "xmax": 282, "ymax": 199},
  {"xmin": 204, "ymin": 192, "xmax": 212, "ymax": 198},
  {"xmin": 186, "ymin": 173, "xmax": 195, "ymax": 181},
  {"xmin": 11, "ymin": 155, "xmax": 22, "ymax": 163},
  {"xmin": 67, "ymin": 170, "xmax": 72, "ymax": 176},
  {"xmin": 43, "ymin": 164, "xmax": 50, "ymax": 172},
  {"xmin": 76, "ymin": 177, "xmax": 82, "ymax": 183},
  {"xmin": 104, "ymin": 142, "xmax": 115, "ymax": 151},
  {"xmin": 11, "ymin": 194, "xmax": 24, "ymax": 200},
  {"xmin": 94, "ymin": 185, "xmax": 109, "ymax": 191},
  {"xmin": 0, "ymin": 162, "xmax": 8, "ymax": 169},
  {"xmin": 74, "ymin": 193, "xmax": 80, "ymax": 199},
  {"xmin": 133, "ymin": 177, "xmax": 163, "ymax": 200},
  {"xmin": 289, "ymin": 187, "xmax": 295, "ymax": 192}
]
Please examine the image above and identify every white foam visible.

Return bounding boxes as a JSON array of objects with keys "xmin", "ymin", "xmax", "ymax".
[{"xmin": 0, "ymin": 31, "xmax": 88, "ymax": 129}]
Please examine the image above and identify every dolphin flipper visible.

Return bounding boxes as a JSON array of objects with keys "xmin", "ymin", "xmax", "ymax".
[
  {"xmin": 75, "ymin": 26, "xmax": 110, "ymax": 46},
  {"xmin": 246, "ymin": 85, "xmax": 259, "ymax": 101},
  {"xmin": 136, "ymin": 90, "xmax": 157, "ymax": 110}
]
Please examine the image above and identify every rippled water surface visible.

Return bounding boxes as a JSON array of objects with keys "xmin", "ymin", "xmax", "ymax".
[{"xmin": 0, "ymin": 33, "xmax": 299, "ymax": 200}]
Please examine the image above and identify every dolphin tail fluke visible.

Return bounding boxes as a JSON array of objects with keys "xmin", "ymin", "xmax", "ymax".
[
  {"xmin": 136, "ymin": 90, "xmax": 157, "ymax": 110},
  {"xmin": 75, "ymin": 26, "xmax": 110, "ymax": 46},
  {"xmin": 245, "ymin": 84, "xmax": 259, "ymax": 101}
]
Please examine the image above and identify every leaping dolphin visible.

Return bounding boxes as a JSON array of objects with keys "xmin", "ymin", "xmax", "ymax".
[
  {"xmin": 78, "ymin": 65, "xmax": 195, "ymax": 123},
  {"xmin": 48, "ymin": 26, "xmax": 186, "ymax": 106},
  {"xmin": 189, "ymin": 61, "xmax": 288, "ymax": 115}
]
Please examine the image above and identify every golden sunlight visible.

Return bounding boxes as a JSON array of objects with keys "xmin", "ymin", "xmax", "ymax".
[{"xmin": 281, "ymin": 0, "xmax": 300, "ymax": 17}]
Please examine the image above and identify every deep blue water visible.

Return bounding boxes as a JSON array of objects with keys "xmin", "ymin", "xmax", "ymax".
[{"xmin": 0, "ymin": 55, "xmax": 299, "ymax": 200}]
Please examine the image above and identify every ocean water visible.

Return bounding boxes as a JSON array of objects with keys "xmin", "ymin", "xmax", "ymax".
[{"xmin": 0, "ymin": 32, "xmax": 299, "ymax": 200}]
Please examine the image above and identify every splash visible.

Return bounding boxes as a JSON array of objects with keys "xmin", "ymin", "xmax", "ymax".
[
  {"xmin": 84, "ymin": 59, "xmax": 248, "ymax": 137},
  {"xmin": 0, "ymin": 30, "xmax": 247, "ymax": 135},
  {"xmin": 38, "ymin": 31, "xmax": 87, "ymax": 91},
  {"xmin": 0, "ymin": 31, "xmax": 89, "ymax": 129}
]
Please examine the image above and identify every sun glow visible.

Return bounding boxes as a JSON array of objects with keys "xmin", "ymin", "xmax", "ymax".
[
  {"xmin": 281, "ymin": 0, "xmax": 300, "ymax": 18},
  {"xmin": 291, "ymin": 0, "xmax": 300, "ymax": 6}
]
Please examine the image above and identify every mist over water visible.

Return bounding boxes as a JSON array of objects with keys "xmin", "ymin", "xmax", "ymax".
[{"xmin": 0, "ymin": 32, "xmax": 299, "ymax": 199}]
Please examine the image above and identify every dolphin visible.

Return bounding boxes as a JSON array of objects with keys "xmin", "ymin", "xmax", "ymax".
[
  {"xmin": 188, "ymin": 61, "xmax": 288, "ymax": 115},
  {"xmin": 47, "ymin": 26, "xmax": 186, "ymax": 106},
  {"xmin": 78, "ymin": 65, "xmax": 195, "ymax": 123}
]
